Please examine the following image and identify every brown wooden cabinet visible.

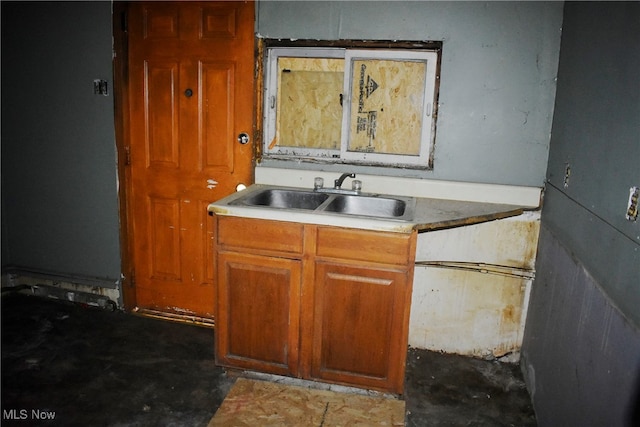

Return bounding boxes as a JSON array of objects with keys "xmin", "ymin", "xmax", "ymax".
[
  {"xmin": 215, "ymin": 217, "xmax": 303, "ymax": 377},
  {"xmin": 214, "ymin": 215, "xmax": 417, "ymax": 394},
  {"xmin": 217, "ymin": 251, "xmax": 301, "ymax": 376},
  {"xmin": 310, "ymin": 262, "xmax": 411, "ymax": 392}
]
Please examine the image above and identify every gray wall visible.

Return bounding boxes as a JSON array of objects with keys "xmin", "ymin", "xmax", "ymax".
[
  {"xmin": 521, "ymin": 2, "xmax": 640, "ymax": 425},
  {"xmin": 544, "ymin": 1, "xmax": 640, "ymax": 323},
  {"xmin": 523, "ymin": 227, "xmax": 640, "ymax": 426},
  {"xmin": 1, "ymin": 1, "xmax": 121, "ymax": 281},
  {"xmin": 256, "ymin": 1, "xmax": 563, "ymax": 187}
]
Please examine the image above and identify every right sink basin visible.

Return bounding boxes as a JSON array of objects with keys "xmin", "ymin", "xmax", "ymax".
[{"xmin": 323, "ymin": 194, "xmax": 408, "ymax": 218}]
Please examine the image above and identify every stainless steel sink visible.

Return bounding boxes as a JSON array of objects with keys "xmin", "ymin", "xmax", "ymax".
[
  {"xmin": 229, "ymin": 189, "xmax": 329, "ymax": 210},
  {"xmin": 228, "ymin": 187, "xmax": 415, "ymax": 221},
  {"xmin": 323, "ymin": 195, "xmax": 407, "ymax": 218}
]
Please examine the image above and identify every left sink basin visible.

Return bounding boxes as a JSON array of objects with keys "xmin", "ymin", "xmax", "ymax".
[{"xmin": 229, "ymin": 189, "xmax": 330, "ymax": 210}]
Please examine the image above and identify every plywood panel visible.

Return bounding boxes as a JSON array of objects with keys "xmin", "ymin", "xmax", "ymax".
[
  {"xmin": 279, "ymin": 71, "xmax": 343, "ymax": 149},
  {"xmin": 275, "ymin": 57, "xmax": 344, "ymax": 150},
  {"xmin": 208, "ymin": 378, "xmax": 405, "ymax": 426},
  {"xmin": 348, "ymin": 59, "xmax": 426, "ymax": 155}
]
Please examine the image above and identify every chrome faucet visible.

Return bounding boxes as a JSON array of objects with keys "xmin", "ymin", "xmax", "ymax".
[
  {"xmin": 334, "ymin": 173, "xmax": 356, "ymax": 189},
  {"xmin": 313, "ymin": 172, "xmax": 361, "ymax": 195}
]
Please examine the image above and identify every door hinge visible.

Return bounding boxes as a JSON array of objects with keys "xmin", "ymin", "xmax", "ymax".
[
  {"xmin": 125, "ymin": 146, "xmax": 131, "ymax": 165},
  {"xmin": 121, "ymin": 9, "xmax": 128, "ymax": 33}
]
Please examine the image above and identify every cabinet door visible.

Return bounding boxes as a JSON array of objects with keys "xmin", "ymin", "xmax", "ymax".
[
  {"xmin": 217, "ymin": 251, "xmax": 301, "ymax": 376},
  {"xmin": 311, "ymin": 261, "xmax": 410, "ymax": 393}
]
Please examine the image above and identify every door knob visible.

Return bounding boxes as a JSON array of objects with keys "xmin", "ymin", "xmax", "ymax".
[{"xmin": 237, "ymin": 132, "xmax": 250, "ymax": 144}]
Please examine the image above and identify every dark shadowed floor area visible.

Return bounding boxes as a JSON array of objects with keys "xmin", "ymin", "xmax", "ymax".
[{"xmin": 1, "ymin": 293, "xmax": 535, "ymax": 426}]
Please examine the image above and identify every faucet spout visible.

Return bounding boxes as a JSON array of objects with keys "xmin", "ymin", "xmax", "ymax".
[{"xmin": 334, "ymin": 173, "xmax": 356, "ymax": 189}]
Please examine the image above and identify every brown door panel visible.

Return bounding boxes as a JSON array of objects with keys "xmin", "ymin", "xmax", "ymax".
[{"xmin": 124, "ymin": 1, "xmax": 255, "ymax": 317}]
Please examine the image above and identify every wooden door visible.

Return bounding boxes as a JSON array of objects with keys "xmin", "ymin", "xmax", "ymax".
[{"xmin": 125, "ymin": 1, "xmax": 254, "ymax": 318}]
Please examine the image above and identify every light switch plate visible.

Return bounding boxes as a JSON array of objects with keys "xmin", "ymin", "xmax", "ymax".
[
  {"xmin": 93, "ymin": 79, "xmax": 108, "ymax": 96},
  {"xmin": 626, "ymin": 186, "xmax": 639, "ymax": 221}
]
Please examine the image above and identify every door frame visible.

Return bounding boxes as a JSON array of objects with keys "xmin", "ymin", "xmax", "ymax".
[{"xmin": 113, "ymin": 1, "xmax": 136, "ymax": 310}]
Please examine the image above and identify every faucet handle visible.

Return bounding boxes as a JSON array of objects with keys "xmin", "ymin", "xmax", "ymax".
[{"xmin": 314, "ymin": 177, "xmax": 324, "ymax": 190}]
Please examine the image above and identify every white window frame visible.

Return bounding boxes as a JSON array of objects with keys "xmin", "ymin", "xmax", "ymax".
[
  {"xmin": 263, "ymin": 46, "xmax": 439, "ymax": 169},
  {"xmin": 263, "ymin": 47, "xmax": 345, "ymax": 160}
]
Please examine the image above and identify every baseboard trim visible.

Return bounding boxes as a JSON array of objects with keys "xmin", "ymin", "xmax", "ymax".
[
  {"xmin": 2, "ymin": 265, "xmax": 120, "ymax": 289},
  {"xmin": 1, "ymin": 266, "xmax": 121, "ymax": 308}
]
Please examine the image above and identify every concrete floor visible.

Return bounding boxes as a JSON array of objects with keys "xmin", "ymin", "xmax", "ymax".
[{"xmin": 1, "ymin": 292, "xmax": 536, "ymax": 426}]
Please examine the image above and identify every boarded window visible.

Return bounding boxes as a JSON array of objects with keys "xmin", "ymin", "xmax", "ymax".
[
  {"xmin": 263, "ymin": 46, "xmax": 439, "ymax": 169},
  {"xmin": 277, "ymin": 57, "xmax": 344, "ymax": 150}
]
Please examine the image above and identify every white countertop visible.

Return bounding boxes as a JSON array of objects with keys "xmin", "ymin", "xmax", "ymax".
[{"xmin": 208, "ymin": 184, "xmax": 528, "ymax": 234}]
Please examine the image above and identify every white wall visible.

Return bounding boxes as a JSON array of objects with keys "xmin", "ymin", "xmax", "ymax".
[{"xmin": 410, "ymin": 212, "xmax": 540, "ymax": 357}]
